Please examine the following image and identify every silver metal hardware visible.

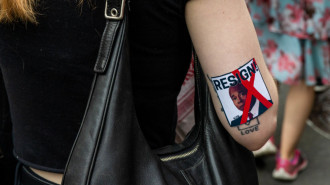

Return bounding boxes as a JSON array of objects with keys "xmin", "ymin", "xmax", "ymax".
[
  {"xmin": 110, "ymin": 8, "xmax": 118, "ymax": 17},
  {"xmin": 160, "ymin": 144, "xmax": 200, "ymax": 162},
  {"xmin": 105, "ymin": 0, "xmax": 125, "ymax": 20}
]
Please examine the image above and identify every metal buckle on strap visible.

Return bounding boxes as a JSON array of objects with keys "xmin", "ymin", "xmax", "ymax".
[{"xmin": 105, "ymin": 0, "xmax": 125, "ymax": 20}]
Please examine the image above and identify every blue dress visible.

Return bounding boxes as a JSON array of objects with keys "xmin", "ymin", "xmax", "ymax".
[{"xmin": 247, "ymin": 0, "xmax": 330, "ymax": 86}]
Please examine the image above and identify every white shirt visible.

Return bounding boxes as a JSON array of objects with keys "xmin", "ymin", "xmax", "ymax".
[{"xmin": 248, "ymin": 99, "xmax": 260, "ymax": 120}]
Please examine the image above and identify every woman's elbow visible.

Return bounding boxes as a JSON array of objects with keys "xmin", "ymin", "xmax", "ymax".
[
  {"xmin": 240, "ymin": 100, "xmax": 278, "ymax": 151},
  {"xmin": 247, "ymin": 114, "xmax": 277, "ymax": 151}
]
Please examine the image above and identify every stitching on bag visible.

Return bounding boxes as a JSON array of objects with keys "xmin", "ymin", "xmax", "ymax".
[
  {"xmin": 95, "ymin": 21, "xmax": 119, "ymax": 72},
  {"xmin": 160, "ymin": 144, "xmax": 199, "ymax": 162},
  {"xmin": 180, "ymin": 171, "xmax": 194, "ymax": 185},
  {"xmin": 183, "ymin": 155, "xmax": 205, "ymax": 171},
  {"xmin": 101, "ymin": 22, "xmax": 119, "ymax": 71},
  {"xmin": 86, "ymin": 20, "xmax": 126, "ymax": 183}
]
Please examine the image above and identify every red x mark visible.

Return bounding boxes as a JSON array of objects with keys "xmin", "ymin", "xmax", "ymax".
[{"xmin": 231, "ymin": 59, "xmax": 273, "ymax": 124}]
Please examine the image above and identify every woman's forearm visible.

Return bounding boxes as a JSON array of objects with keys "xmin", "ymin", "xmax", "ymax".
[{"xmin": 185, "ymin": 0, "xmax": 278, "ymax": 151}]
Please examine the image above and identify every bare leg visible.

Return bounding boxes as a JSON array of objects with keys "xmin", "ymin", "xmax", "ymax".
[{"xmin": 280, "ymin": 81, "xmax": 315, "ymax": 160}]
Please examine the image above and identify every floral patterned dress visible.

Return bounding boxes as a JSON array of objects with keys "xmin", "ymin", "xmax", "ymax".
[{"xmin": 247, "ymin": 0, "xmax": 330, "ymax": 86}]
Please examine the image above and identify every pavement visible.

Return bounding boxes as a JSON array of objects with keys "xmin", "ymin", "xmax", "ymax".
[{"xmin": 256, "ymin": 85, "xmax": 330, "ymax": 185}]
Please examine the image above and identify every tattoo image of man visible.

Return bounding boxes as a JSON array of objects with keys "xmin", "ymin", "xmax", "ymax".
[{"xmin": 229, "ymin": 83, "xmax": 271, "ymax": 126}]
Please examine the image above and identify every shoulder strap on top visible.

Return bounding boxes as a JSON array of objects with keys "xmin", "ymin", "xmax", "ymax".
[{"xmin": 94, "ymin": 0, "xmax": 126, "ymax": 73}]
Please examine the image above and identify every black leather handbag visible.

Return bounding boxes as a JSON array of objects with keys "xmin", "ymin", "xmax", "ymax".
[{"xmin": 62, "ymin": 0, "xmax": 258, "ymax": 184}]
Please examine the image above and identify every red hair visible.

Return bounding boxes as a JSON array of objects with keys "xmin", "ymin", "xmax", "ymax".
[{"xmin": 0, "ymin": 0, "xmax": 84, "ymax": 24}]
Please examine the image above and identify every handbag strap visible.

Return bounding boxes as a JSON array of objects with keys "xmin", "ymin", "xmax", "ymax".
[
  {"xmin": 94, "ymin": 0, "xmax": 126, "ymax": 73},
  {"xmin": 61, "ymin": 2, "xmax": 127, "ymax": 184}
]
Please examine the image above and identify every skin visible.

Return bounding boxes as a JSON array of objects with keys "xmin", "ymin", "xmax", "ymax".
[
  {"xmin": 186, "ymin": 0, "xmax": 278, "ymax": 151},
  {"xmin": 279, "ymin": 81, "xmax": 314, "ymax": 160},
  {"xmin": 30, "ymin": 168, "xmax": 62, "ymax": 184}
]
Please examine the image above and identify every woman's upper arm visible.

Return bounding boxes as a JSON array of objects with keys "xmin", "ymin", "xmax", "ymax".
[{"xmin": 185, "ymin": 0, "xmax": 278, "ymax": 151}]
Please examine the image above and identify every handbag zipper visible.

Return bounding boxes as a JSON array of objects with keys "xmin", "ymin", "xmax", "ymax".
[
  {"xmin": 160, "ymin": 144, "xmax": 200, "ymax": 162},
  {"xmin": 160, "ymin": 51, "xmax": 201, "ymax": 162}
]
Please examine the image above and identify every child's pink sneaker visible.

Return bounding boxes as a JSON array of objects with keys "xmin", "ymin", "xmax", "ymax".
[{"xmin": 272, "ymin": 149, "xmax": 308, "ymax": 181}]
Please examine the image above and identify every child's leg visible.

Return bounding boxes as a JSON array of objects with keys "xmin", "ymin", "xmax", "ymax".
[{"xmin": 280, "ymin": 81, "xmax": 315, "ymax": 159}]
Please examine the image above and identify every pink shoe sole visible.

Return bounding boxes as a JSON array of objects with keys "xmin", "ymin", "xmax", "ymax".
[{"xmin": 272, "ymin": 158, "xmax": 308, "ymax": 180}]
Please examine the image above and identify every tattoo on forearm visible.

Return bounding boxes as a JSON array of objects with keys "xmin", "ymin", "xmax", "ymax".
[
  {"xmin": 238, "ymin": 117, "xmax": 260, "ymax": 135},
  {"xmin": 208, "ymin": 58, "xmax": 273, "ymax": 131}
]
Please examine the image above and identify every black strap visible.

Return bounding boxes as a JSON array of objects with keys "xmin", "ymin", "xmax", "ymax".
[
  {"xmin": 94, "ymin": 21, "xmax": 120, "ymax": 73},
  {"xmin": 93, "ymin": 0, "xmax": 125, "ymax": 73}
]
